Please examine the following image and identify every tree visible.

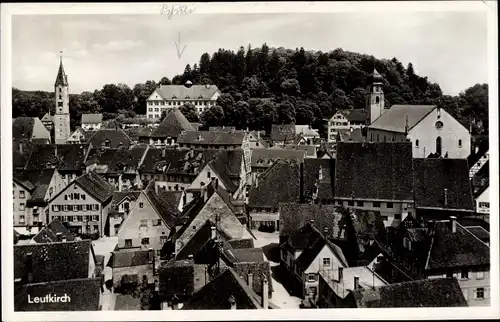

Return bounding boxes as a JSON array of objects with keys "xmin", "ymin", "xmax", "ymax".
[
  {"xmin": 280, "ymin": 79, "xmax": 301, "ymax": 96},
  {"xmin": 158, "ymin": 77, "xmax": 171, "ymax": 85},
  {"xmin": 295, "ymin": 101, "xmax": 315, "ymax": 125},
  {"xmin": 179, "ymin": 103, "xmax": 199, "ymax": 122},
  {"xmin": 278, "ymin": 101, "xmax": 296, "ymax": 124},
  {"xmin": 200, "ymin": 105, "xmax": 225, "ymax": 128}
]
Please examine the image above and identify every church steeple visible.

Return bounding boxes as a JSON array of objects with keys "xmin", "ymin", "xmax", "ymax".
[
  {"xmin": 367, "ymin": 68, "xmax": 385, "ymax": 124},
  {"xmin": 54, "ymin": 51, "xmax": 68, "ymax": 87}
]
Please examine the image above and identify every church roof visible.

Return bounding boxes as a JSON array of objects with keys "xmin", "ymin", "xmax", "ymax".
[
  {"xmin": 54, "ymin": 59, "xmax": 68, "ymax": 87},
  {"xmin": 368, "ymin": 105, "xmax": 437, "ymax": 133}
]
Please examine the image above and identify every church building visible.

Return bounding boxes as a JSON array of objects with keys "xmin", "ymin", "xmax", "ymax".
[
  {"xmin": 53, "ymin": 54, "xmax": 71, "ymax": 145},
  {"xmin": 366, "ymin": 69, "xmax": 471, "ymax": 159}
]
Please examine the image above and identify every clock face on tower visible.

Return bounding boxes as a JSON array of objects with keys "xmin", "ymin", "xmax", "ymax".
[{"xmin": 435, "ymin": 121, "xmax": 443, "ymax": 130}]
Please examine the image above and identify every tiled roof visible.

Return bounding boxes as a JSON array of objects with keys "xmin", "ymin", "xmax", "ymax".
[
  {"xmin": 251, "ymin": 148, "xmax": 305, "ymax": 167},
  {"xmin": 176, "ymin": 219, "xmax": 230, "ymax": 261},
  {"xmin": 181, "ymin": 268, "xmax": 263, "ymax": 310},
  {"xmin": 320, "ymin": 266, "xmax": 387, "ymax": 299},
  {"xmin": 74, "ymin": 172, "xmax": 115, "ymax": 203},
  {"xmin": 13, "ymin": 140, "xmax": 34, "ymax": 169},
  {"xmin": 14, "ymin": 240, "xmax": 92, "ymax": 283},
  {"xmin": 338, "ymin": 109, "xmax": 369, "ymax": 122},
  {"xmin": 413, "ymin": 159, "xmax": 474, "ymax": 210},
  {"xmin": 177, "ymin": 131, "xmax": 246, "ymax": 146},
  {"xmin": 151, "ymin": 109, "xmax": 195, "ymax": 138},
  {"xmin": 270, "ymin": 124, "xmax": 297, "ymax": 142},
  {"xmin": 209, "ymin": 150, "xmax": 244, "ymax": 193},
  {"xmin": 209, "ymin": 126, "xmax": 236, "ymax": 132},
  {"xmin": 351, "ymin": 278, "xmax": 467, "ymax": 307},
  {"xmin": 224, "ymin": 248, "xmax": 264, "ymax": 264},
  {"xmin": 279, "ymin": 203, "xmax": 342, "ymax": 239},
  {"xmin": 158, "ymin": 260, "xmax": 208, "ymax": 301},
  {"xmin": 13, "ymin": 169, "xmax": 55, "ymax": 195},
  {"xmin": 248, "ymin": 160, "xmax": 301, "ymax": 208},
  {"xmin": 32, "ymin": 218, "xmax": 76, "ymax": 243},
  {"xmin": 426, "ymin": 221, "xmax": 490, "ymax": 270},
  {"xmin": 232, "ymin": 261, "xmax": 274, "ymax": 296},
  {"xmin": 81, "ymin": 113, "xmax": 103, "ymax": 124},
  {"xmin": 25, "ymin": 144, "xmax": 88, "ymax": 171},
  {"xmin": 154, "ymin": 84, "xmax": 220, "ymax": 101},
  {"xmin": 139, "ymin": 148, "xmax": 218, "ymax": 175},
  {"xmin": 15, "ymin": 278, "xmax": 102, "ymax": 311},
  {"xmin": 41, "ymin": 112, "xmax": 53, "ymax": 122},
  {"xmin": 109, "ymin": 191, "xmax": 141, "ymax": 211},
  {"xmin": 335, "ymin": 142, "xmax": 414, "ymax": 201},
  {"xmin": 85, "ymin": 146, "xmax": 148, "ymax": 174},
  {"xmin": 86, "ymin": 129, "xmax": 132, "ymax": 149},
  {"xmin": 109, "ymin": 249, "xmax": 151, "ymax": 268},
  {"xmin": 369, "ymin": 105, "xmax": 436, "ymax": 133},
  {"xmin": 303, "ymin": 158, "xmax": 334, "ymax": 201},
  {"xmin": 464, "ymin": 226, "xmax": 490, "ymax": 242},
  {"xmin": 294, "ymin": 224, "xmax": 348, "ymax": 271},
  {"xmin": 145, "ymin": 183, "xmax": 180, "ymax": 228},
  {"xmin": 338, "ymin": 128, "xmax": 367, "ymax": 142},
  {"xmin": 227, "ymin": 239, "xmax": 255, "ymax": 249},
  {"xmin": 13, "ymin": 117, "xmax": 36, "ymax": 140}
]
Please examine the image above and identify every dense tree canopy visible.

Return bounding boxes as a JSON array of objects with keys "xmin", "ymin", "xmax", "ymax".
[{"xmin": 12, "ymin": 44, "xmax": 488, "ymax": 135}]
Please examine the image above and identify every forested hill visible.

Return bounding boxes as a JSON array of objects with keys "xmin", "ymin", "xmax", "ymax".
[{"xmin": 12, "ymin": 44, "xmax": 488, "ymax": 135}]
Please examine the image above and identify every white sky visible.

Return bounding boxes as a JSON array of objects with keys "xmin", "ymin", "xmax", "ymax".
[{"xmin": 12, "ymin": 12, "xmax": 488, "ymax": 95}]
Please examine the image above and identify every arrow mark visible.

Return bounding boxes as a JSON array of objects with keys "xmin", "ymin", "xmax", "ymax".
[{"xmin": 175, "ymin": 32, "xmax": 187, "ymax": 59}]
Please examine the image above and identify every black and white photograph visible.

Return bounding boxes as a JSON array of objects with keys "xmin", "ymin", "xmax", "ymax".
[{"xmin": 1, "ymin": 1, "xmax": 498, "ymax": 320}]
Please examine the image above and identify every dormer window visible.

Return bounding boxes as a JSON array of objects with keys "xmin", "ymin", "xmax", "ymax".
[
  {"xmin": 103, "ymin": 139, "xmax": 111, "ymax": 148},
  {"xmin": 172, "ymin": 95, "xmax": 177, "ymax": 99}
]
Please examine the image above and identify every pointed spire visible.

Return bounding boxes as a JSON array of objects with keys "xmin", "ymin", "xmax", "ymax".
[
  {"xmin": 55, "ymin": 51, "xmax": 68, "ymax": 87},
  {"xmin": 372, "ymin": 68, "xmax": 383, "ymax": 82}
]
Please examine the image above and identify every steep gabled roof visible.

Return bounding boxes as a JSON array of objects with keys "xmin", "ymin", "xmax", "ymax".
[
  {"xmin": 351, "ymin": 278, "xmax": 467, "ymax": 307},
  {"xmin": 248, "ymin": 160, "xmax": 301, "ymax": 208},
  {"xmin": 151, "ymin": 109, "xmax": 195, "ymax": 138},
  {"xmin": 426, "ymin": 221, "xmax": 490, "ymax": 270},
  {"xmin": 338, "ymin": 128, "xmax": 367, "ymax": 142},
  {"xmin": 25, "ymin": 144, "xmax": 88, "ymax": 171},
  {"xmin": 209, "ymin": 150, "xmax": 244, "ymax": 193},
  {"xmin": 335, "ymin": 142, "xmax": 414, "ymax": 201},
  {"xmin": 73, "ymin": 172, "xmax": 115, "ymax": 203},
  {"xmin": 14, "ymin": 240, "xmax": 93, "ymax": 283},
  {"xmin": 109, "ymin": 191, "xmax": 141, "ymax": 211},
  {"xmin": 13, "ymin": 169, "xmax": 57, "ymax": 204},
  {"xmin": 144, "ymin": 183, "xmax": 180, "ymax": 228},
  {"xmin": 232, "ymin": 261, "xmax": 274, "ymax": 296},
  {"xmin": 337, "ymin": 109, "xmax": 369, "ymax": 123},
  {"xmin": 86, "ymin": 129, "xmax": 132, "ymax": 149},
  {"xmin": 279, "ymin": 203, "xmax": 342, "ymax": 239},
  {"xmin": 177, "ymin": 131, "xmax": 246, "ymax": 146},
  {"xmin": 85, "ymin": 146, "xmax": 148, "ymax": 174},
  {"xmin": 181, "ymin": 268, "xmax": 263, "ymax": 310},
  {"xmin": 270, "ymin": 124, "xmax": 297, "ymax": 142},
  {"xmin": 413, "ymin": 158, "xmax": 474, "ymax": 211},
  {"xmin": 158, "ymin": 259, "xmax": 209, "ymax": 301},
  {"xmin": 303, "ymin": 158, "xmax": 335, "ymax": 201},
  {"xmin": 32, "ymin": 218, "xmax": 76, "ymax": 243},
  {"xmin": 13, "ymin": 117, "xmax": 36, "ymax": 140},
  {"xmin": 154, "ymin": 84, "xmax": 220, "ymax": 101},
  {"xmin": 369, "ymin": 105, "xmax": 436, "ymax": 133},
  {"xmin": 109, "ymin": 249, "xmax": 150, "ymax": 268},
  {"xmin": 251, "ymin": 148, "xmax": 305, "ymax": 167}
]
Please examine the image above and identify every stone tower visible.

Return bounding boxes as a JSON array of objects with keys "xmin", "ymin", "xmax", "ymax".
[
  {"xmin": 368, "ymin": 68, "xmax": 386, "ymax": 124},
  {"xmin": 54, "ymin": 53, "xmax": 71, "ymax": 145}
]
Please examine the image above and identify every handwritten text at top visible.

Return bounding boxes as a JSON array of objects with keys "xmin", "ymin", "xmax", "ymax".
[{"xmin": 160, "ymin": 4, "xmax": 197, "ymax": 19}]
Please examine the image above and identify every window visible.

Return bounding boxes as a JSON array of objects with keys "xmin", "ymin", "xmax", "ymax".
[
  {"xmin": 461, "ymin": 270, "xmax": 469, "ymax": 280},
  {"xmin": 72, "ymin": 205, "xmax": 77, "ymax": 211},
  {"xmin": 347, "ymin": 200, "xmax": 354, "ymax": 206},
  {"xmin": 458, "ymin": 139, "xmax": 462, "ymax": 148},
  {"xmin": 322, "ymin": 258, "xmax": 331, "ymax": 267},
  {"xmin": 73, "ymin": 215, "xmax": 78, "ymax": 222},
  {"xmin": 394, "ymin": 213, "xmax": 401, "ymax": 220},
  {"xmin": 307, "ymin": 273, "xmax": 316, "ymax": 282},
  {"xmin": 141, "ymin": 238, "xmax": 150, "ymax": 245},
  {"xmin": 58, "ymin": 102, "xmax": 63, "ymax": 107},
  {"xmin": 91, "ymin": 215, "xmax": 99, "ymax": 222},
  {"xmin": 140, "ymin": 219, "xmax": 148, "ymax": 227},
  {"xmin": 125, "ymin": 239, "xmax": 132, "ymax": 247},
  {"xmin": 153, "ymin": 219, "xmax": 161, "ymax": 226},
  {"xmin": 357, "ymin": 201, "xmax": 364, "ymax": 207},
  {"xmin": 94, "ymin": 204, "xmax": 100, "ymax": 211},
  {"xmin": 82, "ymin": 194, "xmax": 86, "ymax": 200},
  {"xmin": 381, "ymin": 216, "xmax": 388, "ymax": 221},
  {"xmin": 77, "ymin": 215, "xmax": 83, "ymax": 222},
  {"xmin": 139, "ymin": 202, "xmax": 144, "ymax": 208},
  {"xmin": 476, "ymin": 271, "xmax": 484, "ymax": 279},
  {"xmin": 403, "ymin": 237, "xmax": 412, "ymax": 250},
  {"xmin": 479, "ymin": 202, "xmax": 490, "ymax": 209},
  {"xmin": 207, "ymin": 171, "xmax": 211, "ymax": 179},
  {"xmin": 19, "ymin": 191, "xmax": 25, "ymax": 199},
  {"xmin": 19, "ymin": 215, "xmax": 25, "ymax": 223},
  {"xmin": 476, "ymin": 288, "xmax": 485, "ymax": 299},
  {"xmin": 160, "ymin": 236, "xmax": 168, "ymax": 244},
  {"xmin": 386, "ymin": 202, "xmax": 393, "ymax": 208},
  {"xmin": 373, "ymin": 201, "xmax": 381, "ymax": 208},
  {"xmin": 19, "ymin": 203, "xmax": 25, "ymax": 211}
]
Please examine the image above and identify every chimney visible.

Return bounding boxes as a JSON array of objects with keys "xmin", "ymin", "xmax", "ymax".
[
  {"xmin": 450, "ymin": 216, "xmax": 457, "ymax": 233},
  {"xmin": 56, "ymin": 232, "xmax": 63, "ymax": 242},
  {"xmin": 188, "ymin": 254, "xmax": 194, "ymax": 261},
  {"xmin": 262, "ymin": 278, "xmax": 269, "ymax": 309},
  {"xmin": 354, "ymin": 276, "xmax": 360, "ymax": 290},
  {"xmin": 309, "ymin": 219, "xmax": 315, "ymax": 226},
  {"xmin": 229, "ymin": 295, "xmax": 236, "ymax": 310},
  {"xmin": 247, "ymin": 272, "xmax": 253, "ymax": 288},
  {"xmin": 338, "ymin": 267, "xmax": 343, "ymax": 282},
  {"xmin": 299, "ymin": 162, "xmax": 305, "ymax": 203},
  {"xmin": 444, "ymin": 188, "xmax": 448, "ymax": 207},
  {"xmin": 211, "ymin": 226, "xmax": 216, "ymax": 240}
]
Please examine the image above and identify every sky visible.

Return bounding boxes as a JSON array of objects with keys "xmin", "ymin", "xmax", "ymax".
[{"xmin": 12, "ymin": 11, "xmax": 489, "ymax": 95}]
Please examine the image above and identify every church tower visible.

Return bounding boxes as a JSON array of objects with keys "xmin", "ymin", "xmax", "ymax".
[
  {"xmin": 368, "ymin": 68, "xmax": 386, "ymax": 124},
  {"xmin": 54, "ymin": 52, "xmax": 71, "ymax": 144}
]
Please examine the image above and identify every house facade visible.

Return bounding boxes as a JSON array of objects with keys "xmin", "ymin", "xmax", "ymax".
[
  {"xmin": 475, "ymin": 184, "xmax": 489, "ymax": 216},
  {"xmin": 327, "ymin": 109, "xmax": 368, "ymax": 143},
  {"xmin": 47, "ymin": 172, "xmax": 115, "ymax": 236},
  {"xmin": 81, "ymin": 114, "xmax": 103, "ymax": 131},
  {"xmin": 146, "ymin": 83, "xmax": 220, "ymax": 119}
]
